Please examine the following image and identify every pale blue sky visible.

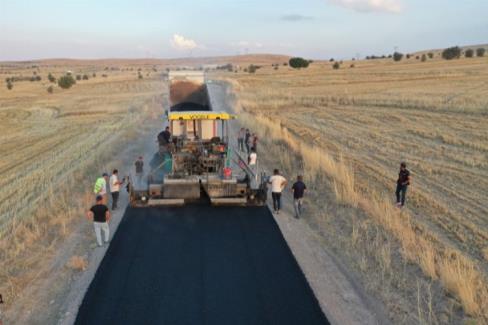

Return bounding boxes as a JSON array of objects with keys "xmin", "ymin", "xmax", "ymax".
[{"xmin": 0, "ymin": 0, "xmax": 487, "ymax": 60}]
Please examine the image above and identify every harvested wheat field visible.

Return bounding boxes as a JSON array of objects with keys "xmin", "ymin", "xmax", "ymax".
[
  {"xmin": 220, "ymin": 56, "xmax": 488, "ymax": 323},
  {"xmin": 0, "ymin": 61, "xmax": 166, "ymax": 320}
]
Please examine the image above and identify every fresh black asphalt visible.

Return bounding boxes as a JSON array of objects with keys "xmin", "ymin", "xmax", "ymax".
[{"xmin": 75, "ymin": 206, "xmax": 329, "ymax": 325}]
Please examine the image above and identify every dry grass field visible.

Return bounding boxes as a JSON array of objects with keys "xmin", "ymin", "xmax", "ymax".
[
  {"xmin": 0, "ymin": 61, "xmax": 166, "ymax": 314},
  {"xmin": 220, "ymin": 55, "xmax": 488, "ymax": 323}
]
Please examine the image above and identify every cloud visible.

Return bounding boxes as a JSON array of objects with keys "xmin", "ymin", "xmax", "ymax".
[
  {"xmin": 230, "ymin": 41, "xmax": 263, "ymax": 49},
  {"xmin": 328, "ymin": 0, "xmax": 403, "ymax": 13},
  {"xmin": 281, "ymin": 14, "xmax": 314, "ymax": 21},
  {"xmin": 170, "ymin": 34, "xmax": 198, "ymax": 50}
]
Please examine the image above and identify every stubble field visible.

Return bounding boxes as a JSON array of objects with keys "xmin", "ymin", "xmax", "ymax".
[{"xmin": 221, "ymin": 55, "xmax": 488, "ymax": 323}]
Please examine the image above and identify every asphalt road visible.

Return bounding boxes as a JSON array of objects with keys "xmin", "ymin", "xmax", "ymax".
[{"xmin": 75, "ymin": 206, "xmax": 329, "ymax": 325}]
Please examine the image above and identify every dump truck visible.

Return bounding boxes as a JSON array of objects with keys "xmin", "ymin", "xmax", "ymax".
[{"xmin": 128, "ymin": 71, "xmax": 267, "ymax": 206}]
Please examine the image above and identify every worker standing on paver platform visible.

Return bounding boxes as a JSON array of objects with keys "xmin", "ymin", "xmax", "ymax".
[
  {"xmin": 135, "ymin": 156, "xmax": 144, "ymax": 175},
  {"xmin": 158, "ymin": 127, "xmax": 171, "ymax": 146},
  {"xmin": 245, "ymin": 129, "xmax": 251, "ymax": 154},
  {"xmin": 86, "ymin": 195, "xmax": 111, "ymax": 247},
  {"xmin": 251, "ymin": 133, "xmax": 258, "ymax": 151},
  {"xmin": 291, "ymin": 175, "xmax": 307, "ymax": 219},
  {"xmin": 237, "ymin": 127, "xmax": 246, "ymax": 152},
  {"xmin": 109, "ymin": 169, "xmax": 124, "ymax": 210},
  {"xmin": 93, "ymin": 173, "xmax": 109, "ymax": 205},
  {"xmin": 395, "ymin": 162, "xmax": 411, "ymax": 208},
  {"xmin": 269, "ymin": 169, "xmax": 287, "ymax": 214}
]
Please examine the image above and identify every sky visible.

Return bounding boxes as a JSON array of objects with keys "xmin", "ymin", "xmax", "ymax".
[{"xmin": 0, "ymin": 0, "xmax": 487, "ymax": 61}]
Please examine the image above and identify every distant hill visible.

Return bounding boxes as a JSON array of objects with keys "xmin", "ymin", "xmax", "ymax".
[{"xmin": 0, "ymin": 54, "xmax": 291, "ymax": 68}]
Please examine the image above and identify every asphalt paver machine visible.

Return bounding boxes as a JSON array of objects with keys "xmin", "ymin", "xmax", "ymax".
[{"xmin": 129, "ymin": 71, "xmax": 267, "ymax": 206}]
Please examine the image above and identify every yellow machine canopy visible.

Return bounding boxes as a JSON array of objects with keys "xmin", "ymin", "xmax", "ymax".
[
  {"xmin": 168, "ymin": 111, "xmax": 235, "ymax": 121},
  {"xmin": 168, "ymin": 111, "xmax": 235, "ymax": 140}
]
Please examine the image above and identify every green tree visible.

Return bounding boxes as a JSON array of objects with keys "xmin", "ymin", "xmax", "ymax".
[
  {"xmin": 465, "ymin": 49, "xmax": 474, "ymax": 58},
  {"xmin": 48, "ymin": 73, "xmax": 56, "ymax": 83},
  {"xmin": 393, "ymin": 52, "xmax": 404, "ymax": 62},
  {"xmin": 428, "ymin": 52, "xmax": 434, "ymax": 59},
  {"xmin": 47, "ymin": 86, "xmax": 54, "ymax": 94},
  {"xmin": 332, "ymin": 62, "xmax": 340, "ymax": 69},
  {"xmin": 476, "ymin": 48, "xmax": 486, "ymax": 57},
  {"xmin": 82, "ymin": 74, "xmax": 89, "ymax": 80},
  {"xmin": 289, "ymin": 57, "xmax": 310, "ymax": 69},
  {"xmin": 58, "ymin": 75, "xmax": 76, "ymax": 89},
  {"xmin": 7, "ymin": 81, "xmax": 13, "ymax": 90},
  {"xmin": 442, "ymin": 46, "xmax": 461, "ymax": 60},
  {"xmin": 421, "ymin": 54, "xmax": 427, "ymax": 62}
]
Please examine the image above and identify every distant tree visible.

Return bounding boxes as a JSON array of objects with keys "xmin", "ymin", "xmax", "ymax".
[
  {"xmin": 421, "ymin": 54, "xmax": 427, "ymax": 62},
  {"xmin": 76, "ymin": 74, "xmax": 82, "ymax": 81},
  {"xmin": 48, "ymin": 73, "xmax": 56, "ymax": 83},
  {"xmin": 350, "ymin": 63, "xmax": 355, "ymax": 68},
  {"xmin": 365, "ymin": 56, "xmax": 370, "ymax": 60},
  {"xmin": 138, "ymin": 73, "xmax": 143, "ymax": 79},
  {"xmin": 387, "ymin": 54, "xmax": 392, "ymax": 58},
  {"xmin": 476, "ymin": 48, "xmax": 486, "ymax": 57},
  {"xmin": 442, "ymin": 46, "xmax": 461, "ymax": 60},
  {"xmin": 102, "ymin": 74, "xmax": 108, "ymax": 78},
  {"xmin": 406, "ymin": 54, "xmax": 411, "ymax": 59},
  {"xmin": 82, "ymin": 74, "xmax": 89, "ymax": 80},
  {"xmin": 274, "ymin": 66, "xmax": 279, "ymax": 70},
  {"xmin": 283, "ymin": 62, "xmax": 288, "ymax": 66},
  {"xmin": 30, "ymin": 76, "xmax": 36, "ymax": 82},
  {"xmin": 332, "ymin": 62, "xmax": 340, "ymax": 70},
  {"xmin": 393, "ymin": 52, "xmax": 404, "ymax": 62},
  {"xmin": 248, "ymin": 64, "xmax": 260, "ymax": 73},
  {"xmin": 7, "ymin": 81, "xmax": 13, "ymax": 90},
  {"xmin": 92, "ymin": 73, "xmax": 96, "ymax": 78},
  {"xmin": 428, "ymin": 52, "xmax": 434, "ymax": 59},
  {"xmin": 329, "ymin": 58, "xmax": 334, "ymax": 62},
  {"xmin": 289, "ymin": 57, "xmax": 310, "ymax": 69},
  {"xmin": 465, "ymin": 49, "xmax": 474, "ymax": 58},
  {"xmin": 47, "ymin": 86, "xmax": 53, "ymax": 94},
  {"xmin": 416, "ymin": 56, "xmax": 420, "ymax": 60},
  {"xmin": 58, "ymin": 75, "xmax": 76, "ymax": 89}
]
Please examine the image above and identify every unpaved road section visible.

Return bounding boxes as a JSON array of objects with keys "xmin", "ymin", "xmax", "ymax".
[{"xmin": 75, "ymin": 206, "xmax": 329, "ymax": 325}]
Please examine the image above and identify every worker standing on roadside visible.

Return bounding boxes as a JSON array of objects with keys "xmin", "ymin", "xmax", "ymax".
[
  {"xmin": 251, "ymin": 133, "xmax": 258, "ymax": 151},
  {"xmin": 86, "ymin": 195, "xmax": 111, "ymax": 247},
  {"xmin": 0, "ymin": 294, "xmax": 4, "ymax": 325},
  {"xmin": 109, "ymin": 169, "xmax": 124, "ymax": 210},
  {"xmin": 237, "ymin": 127, "xmax": 246, "ymax": 152},
  {"xmin": 269, "ymin": 169, "xmax": 287, "ymax": 214},
  {"xmin": 93, "ymin": 173, "xmax": 109, "ymax": 205},
  {"xmin": 395, "ymin": 162, "xmax": 411, "ymax": 208},
  {"xmin": 248, "ymin": 148, "xmax": 258, "ymax": 179},
  {"xmin": 245, "ymin": 129, "xmax": 251, "ymax": 154},
  {"xmin": 291, "ymin": 175, "xmax": 307, "ymax": 219}
]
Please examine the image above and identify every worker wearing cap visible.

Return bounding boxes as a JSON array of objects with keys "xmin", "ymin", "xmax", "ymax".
[
  {"xmin": 86, "ymin": 195, "xmax": 111, "ymax": 247},
  {"xmin": 94, "ymin": 173, "xmax": 109, "ymax": 205}
]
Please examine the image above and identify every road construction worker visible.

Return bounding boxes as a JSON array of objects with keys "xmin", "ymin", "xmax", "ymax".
[
  {"xmin": 86, "ymin": 195, "xmax": 111, "ymax": 247},
  {"xmin": 158, "ymin": 127, "xmax": 171, "ymax": 146},
  {"xmin": 0, "ymin": 293, "xmax": 4, "ymax": 325},
  {"xmin": 237, "ymin": 127, "xmax": 246, "ymax": 152},
  {"xmin": 245, "ymin": 129, "xmax": 251, "ymax": 153},
  {"xmin": 395, "ymin": 162, "xmax": 411, "ymax": 207},
  {"xmin": 251, "ymin": 133, "xmax": 258, "ymax": 151},
  {"xmin": 93, "ymin": 173, "xmax": 109, "ymax": 205},
  {"xmin": 135, "ymin": 156, "xmax": 144, "ymax": 175},
  {"xmin": 292, "ymin": 175, "xmax": 307, "ymax": 219},
  {"xmin": 109, "ymin": 169, "xmax": 124, "ymax": 210},
  {"xmin": 268, "ymin": 169, "xmax": 287, "ymax": 214}
]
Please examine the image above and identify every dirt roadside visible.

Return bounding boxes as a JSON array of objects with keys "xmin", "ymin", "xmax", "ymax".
[{"xmin": 208, "ymin": 80, "xmax": 391, "ymax": 325}]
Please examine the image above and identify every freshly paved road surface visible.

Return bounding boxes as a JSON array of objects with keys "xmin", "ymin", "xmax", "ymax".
[{"xmin": 75, "ymin": 206, "xmax": 329, "ymax": 325}]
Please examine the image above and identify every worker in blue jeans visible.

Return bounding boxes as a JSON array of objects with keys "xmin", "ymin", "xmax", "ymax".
[{"xmin": 291, "ymin": 175, "xmax": 307, "ymax": 219}]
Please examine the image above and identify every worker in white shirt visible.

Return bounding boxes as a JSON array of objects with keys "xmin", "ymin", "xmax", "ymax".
[
  {"xmin": 109, "ymin": 169, "xmax": 124, "ymax": 210},
  {"xmin": 248, "ymin": 148, "xmax": 258, "ymax": 179},
  {"xmin": 268, "ymin": 169, "xmax": 287, "ymax": 214}
]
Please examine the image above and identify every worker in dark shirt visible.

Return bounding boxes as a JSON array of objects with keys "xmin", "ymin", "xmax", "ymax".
[
  {"xmin": 86, "ymin": 195, "xmax": 111, "ymax": 247},
  {"xmin": 158, "ymin": 126, "xmax": 171, "ymax": 145},
  {"xmin": 135, "ymin": 156, "xmax": 144, "ymax": 174},
  {"xmin": 291, "ymin": 175, "xmax": 307, "ymax": 219},
  {"xmin": 245, "ymin": 129, "xmax": 251, "ymax": 154},
  {"xmin": 396, "ymin": 162, "xmax": 411, "ymax": 207}
]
